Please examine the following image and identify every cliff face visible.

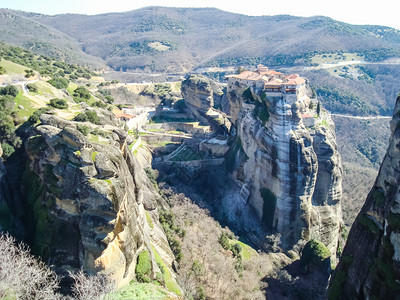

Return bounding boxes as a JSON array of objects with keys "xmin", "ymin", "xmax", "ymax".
[
  {"xmin": 23, "ymin": 113, "xmax": 179, "ymax": 290},
  {"xmin": 329, "ymin": 96, "xmax": 400, "ymax": 299},
  {"xmin": 181, "ymin": 75, "xmax": 231, "ymax": 132},
  {"xmin": 0, "ymin": 145, "xmax": 13, "ymax": 231},
  {"xmin": 225, "ymin": 84, "xmax": 342, "ymax": 256}
]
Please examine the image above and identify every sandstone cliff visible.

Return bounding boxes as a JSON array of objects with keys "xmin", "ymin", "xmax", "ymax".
[
  {"xmin": 329, "ymin": 96, "xmax": 400, "ymax": 299},
  {"xmin": 181, "ymin": 75, "xmax": 231, "ymax": 132},
  {"xmin": 23, "ymin": 112, "xmax": 180, "ymax": 291},
  {"xmin": 223, "ymin": 83, "xmax": 342, "ymax": 257}
]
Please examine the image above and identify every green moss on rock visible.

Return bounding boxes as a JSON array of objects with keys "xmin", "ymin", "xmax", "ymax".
[{"xmin": 136, "ymin": 250, "xmax": 152, "ymax": 283}]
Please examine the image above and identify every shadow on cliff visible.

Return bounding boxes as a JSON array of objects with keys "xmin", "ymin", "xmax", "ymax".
[{"xmin": 264, "ymin": 258, "xmax": 330, "ymax": 300}]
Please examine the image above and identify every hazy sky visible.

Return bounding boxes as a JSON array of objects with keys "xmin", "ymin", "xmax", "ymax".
[{"xmin": 1, "ymin": 0, "xmax": 399, "ymax": 30}]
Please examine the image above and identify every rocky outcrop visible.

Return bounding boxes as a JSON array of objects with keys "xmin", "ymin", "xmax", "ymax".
[
  {"xmin": 181, "ymin": 75, "xmax": 231, "ymax": 132},
  {"xmin": 329, "ymin": 96, "xmax": 400, "ymax": 299},
  {"xmin": 23, "ymin": 113, "xmax": 180, "ymax": 291},
  {"xmin": 223, "ymin": 84, "xmax": 342, "ymax": 257}
]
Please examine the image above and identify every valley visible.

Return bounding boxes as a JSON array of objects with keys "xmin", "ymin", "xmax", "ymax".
[{"xmin": 0, "ymin": 5, "xmax": 400, "ymax": 300}]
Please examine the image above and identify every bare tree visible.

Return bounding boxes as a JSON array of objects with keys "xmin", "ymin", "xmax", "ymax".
[
  {"xmin": 0, "ymin": 232, "xmax": 61, "ymax": 300},
  {"xmin": 69, "ymin": 271, "xmax": 115, "ymax": 300}
]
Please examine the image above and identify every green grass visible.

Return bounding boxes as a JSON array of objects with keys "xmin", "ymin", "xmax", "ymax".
[
  {"xmin": 145, "ymin": 211, "xmax": 154, "ymax": 229},
  {"xmin": 170, "ymin": 147, "xmax": 203, "ymax": 161},
  {"xmin": 34, "ymin": 81, "xmax": 54, "ymax": 96},
  {"xmin": 67, "ymin": 82, "xmax": 78, "ymax": 96},
  {"xmin": 236, "ymin": 241, "xmax": 258, "ymax": 260},
  {"xmin": 91, "ymin": 151, "xmax": 98, "ymax": 162},
  {"xmin": 310, "ymin": 52, "xmax": 363, "ymax": 65},
  {"xmin": 151, "ymin": 245, "xmax": 182, "ymax": 296},
  {"xmin": 108, "ymin": 281, "xmax": 173, "ymax": 300},
  {"xmin": 0, "ymin": 59, "xmax": 27, "ymax": 74},
  {"xmin": 14, "ymin": 91, "xmax": 37, "ymax": 118}
]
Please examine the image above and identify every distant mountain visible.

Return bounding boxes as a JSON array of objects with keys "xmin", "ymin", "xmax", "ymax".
[
  {"xmin": 0, "ymin": 9, "xmax": 104, "ymax": 67},
  {"xmin": 4, "ymin": 7, "xmax": 400, "ymax": 72}
]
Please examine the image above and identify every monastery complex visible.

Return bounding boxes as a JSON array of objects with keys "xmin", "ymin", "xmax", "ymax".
[{"xmin": 226, "ymin": 64, "xmax": 308, "ymax": 105}]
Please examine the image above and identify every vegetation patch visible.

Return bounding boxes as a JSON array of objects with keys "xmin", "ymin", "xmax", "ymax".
[
  {"xmin": 135, "ymin": 250, "xmax": 152, "ymax": 283},
  {"xmin": 48, "ymin": 98, "xmax": 68, "ymax": 109},
  {"xmin": 253, "ymin": 99, "xmax": 270, "ymax": 126},
  {"xmin": 242, "ymin": 87, "xmax": 255, "ymax": 103},
  {"xmin": 48, "ymin": 77, "xmax": 69, "ymax": 90},
  {"xmin": 301, "ymin": 239, "xmax": 331, "ymax": 268},
  {"xmin": 328, "ymin": 256, "xmax": 353, "ymax": 300},
  {"xmin": 151, "ymin": 245, "xmax": 182, "ymax": 296},
  {"xmin": 260, "ymin": 188, "xmax": 277, "ymax": 229},
  {"xmin": 74, "ymin": 110, "xmax": 100, "ymax": 124},
  {"xmin": 159, "ymin": 209, "xmax": 185, "ymax": 263},
  {"xmin": 145, "ymin": 210, "xmax": 154, "ymax": 229},
  {"xmin": 109, "ymin": 281, "xmax": 172, "ymax": 300}
]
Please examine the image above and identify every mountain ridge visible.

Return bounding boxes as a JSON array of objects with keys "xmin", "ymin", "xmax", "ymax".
[{"xmin": 3, "ymin": 7, "xmax": 400, "ymax": 73}]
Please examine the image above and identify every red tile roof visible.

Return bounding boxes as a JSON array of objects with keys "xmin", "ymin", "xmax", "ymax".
[{"xmin": 113, "ymin": 110, "xmax": 134, "ymax": 120}]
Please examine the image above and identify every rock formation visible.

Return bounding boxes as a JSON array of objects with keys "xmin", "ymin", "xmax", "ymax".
[
  {"xmin": 222, "ymin": 76, "xmax": 342, "ymax": 257},
  {"xmin": 0, "ymin": 144, "xmax": 13, "ymax": 231},
  {"xmin": 181, "ymin": 74, "xmax": 231, "ymax": 132},
  {"xmin": 329, "ymin": 96, "xmax": 400, "ymax": 299},
  {"xmin": 23, "ymin": 112, "xmax": 180, "ymax": 291}
]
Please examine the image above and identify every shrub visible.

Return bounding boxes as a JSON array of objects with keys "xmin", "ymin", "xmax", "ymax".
[
  {"xmin": 1, "ymin": 142, "xmax": 15, "ymax": 158},
  {"xmin": 0, "ymin": 66, "xmax": 5, "ymax": 75},
  {"xmin": 0, "ymin": 85, "xmax": 18, "ymax": 97},
  {"xmin": 73, "ymin": 86, "xmax": 91, "ymax": 103},
  {"xmin": 219, "ymin": 233, "xmax": 231, "ymax": 250},
  {"xmin": 231, "ymin": 243, "xmax": 242, "ymax": 258},
  {"xmin": 300, "ymin": 239, "xmax": 331, "ymax": 269},
  {"xmin": 242, "ymin": 87, "xmax": 254, "ymax": 102},
  {"xmin": 69, "ymin": 270, "xmax": 114, "ymax": 300},
  {"xmin": 77, "ymin": 124, "xmax": 90, "ymax": 135},
  {"xmin": 24, "ymin": 69, "xmax": 34, "ymax": 78},
  {"xmin": 90, "ymin": 100, "xmax": 107, "ymax": 108},
  {"xmin": 0, "ymin": 233, "xmax": 60, "ymax": 299},
  {"xmin": 135, "ymin": 250, "xmax": 152, "ymax": 283},
  {"xmin": 48, "ymin": 98, "xmax": 68, "ymax": 109},
  {"xmin": 28, "ymin": 107, "xmax": 51, "ymax": 123},
  {"xmin": 74, "ymin": 110, "xmax": 100, "ymax": 125},
  {"xmin": 48, "ymin": 77, "xmax": 69, "ymax": 89},
  {"xmin": 26, "ymin": 83, "xmax": 38, "ymax": 93}
]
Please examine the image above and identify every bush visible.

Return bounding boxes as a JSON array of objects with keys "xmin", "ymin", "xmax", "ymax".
[
  {"xmin": 48, "ymin": 77, "xmax": 69, "ymax": 89},
  {"xmin": 90, "ymin": 100, "xmax": 107, "ymax": 108},
  {"xmin": 73, "ymin": 86, "xmax": 91, "ymax": 103},
  {"xmin": 76, "ymin": 124, "xmax": 90, "ymax": 135},
  {"xmin": 48, "ymin": 98, "xmax": 68, "ymax": 109},
  {"xmin": 24, "ymin": 69, "xmax": 34, "ymax": 78},
  {"xmin": 242, "ymin": 87, "xmax": 254, "ymax": 102},
  {"xmin": 69, "ymin": 270, "xmax": 114, "ymax": 300},
  {"xmin": 0, "ymin": 66, "xmax": 5, "ymax": 75},
  {"xmin": 300, "ymin": 239, "xmax": 331, "ymax": 269},
  {"xmin": 74, "ymin": 110, "xmax": 100, "ymax": 125},
  {"xmin": 29, "ymin": 107, "xmax": 51, "ymax": 123},
  {"xmin": 231, "ymin": 243, "xmax": 242, "ymax": 258},
  {"xmin": 219, "ymin": 233, "xmax": 231, "ymax": 250},
  {"xmin": 26, "ymin": 83, "xmax": 38, "ymax": 93},
  {"xmin": 0, "ymin": 85, "xmax": 18, "ymax": 97},
  {"xmin": 0, "ymin": 233, "xmax": 60, "ymax": 299},
  {"xmin": 1, "ymin": 142, "xmax": 15, "ymax": 158},
  {"xmin": 135, "ymin": 250, "xmax": 152, "ymax": 283}
]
